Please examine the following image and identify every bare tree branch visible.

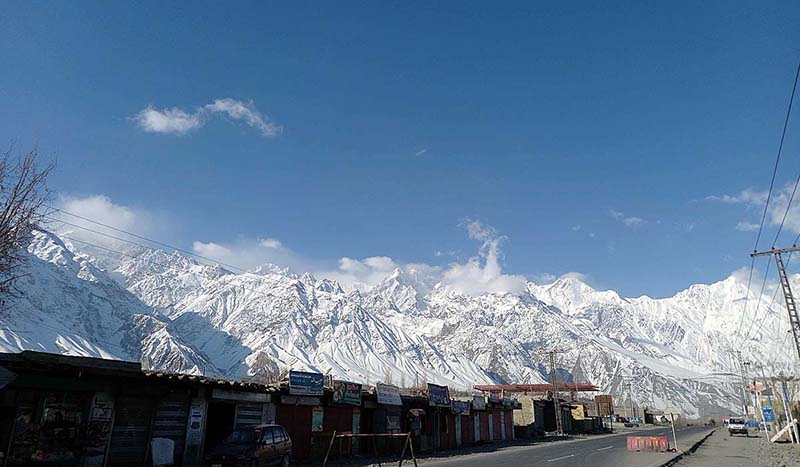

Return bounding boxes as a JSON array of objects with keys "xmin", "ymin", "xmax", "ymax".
[{"xmin": 0, "ymin": 146, "xmax": 53, "ymax": 305}]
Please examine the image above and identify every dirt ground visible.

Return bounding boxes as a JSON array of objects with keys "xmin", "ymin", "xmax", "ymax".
[{"xmin": 673, "ymin": 428, "xmax": 800, "ymax": 467}]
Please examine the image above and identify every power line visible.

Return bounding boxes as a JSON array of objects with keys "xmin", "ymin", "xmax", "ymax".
[
  {"xmin": 742, "ymin": 231, "xmax": 800, "ymax": 351},
  {"xmin": 733, "ymin": 257, "xmax": 758, "ymax": 345},
  {"xmin": 42, "ymin": 213, "xmax": 248, "ymax": 273},
  {"xmin": 736, "ymin": 61, "xmax": 800, "ymax": 349},
  {"xmin": 739, "ymin": 259, "xmax": 773, "ymax": 346},
  {"xmin": 754, "ymin": 60, "xmax": 800, "ymax": 252}
]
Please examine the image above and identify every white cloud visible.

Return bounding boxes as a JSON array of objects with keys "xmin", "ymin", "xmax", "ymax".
[
  {"xmin": 705, "ymin": 189, "xmax": 768, "ymax": 205},
  {"xmin": 571, "ymin": 225, "xmax": 581, "ymax": 232},
  {"xmin": 47, "ymin": 196, "xmax": 528, "ymax": 297},
  {"xmin": 259, "ymin": 238, "xmax": 283, "ymax": 249},
  {"xmin": 415, "ymin": 147, "xmax": 428, "ymax": 157},
  {"xmin": 588, "ymin": 232, "xmax": 596, "ymax": 238},
  {"xmin": 204, "ymin": 98, "xmax": 282, "ymax": 137},
  {"xmin": 440, "ymin": 220, "xmax": 527, "ymax": 296},
  {"xmin": 532, "ymin": 272, "xmax": 557, "ymax": 284},
  {"xmin": 133, "ymin": 107, "xmax": 204, "ymax": 135},
  {"xmin": 48, "ymin": 194, "xmax": 167, "ymax": 255},
  {"xmin": 610, "ymin": 209, "xmax": 646, "ymax": 228},
  {"xmin": 560, "ymin": 271, "xmax": 589, "ymax": 282},
  {"xmin": 709, "ymin": 185, "xmax": 800, "ymax": 235},
  {"xmin": 133, "ymin": 98, "xmax": 281, "ymax": 137},
  {"xmin": 322, "ymin": 256, "xmax": 401, "ymax": 289},
  {"xmin": 191, "ymin": 237, "xmax": 306, "ymax": 272},
  {"xmin": 735, "ymin": 221, "xmax": 759, "ymax": 232},
  {"xmin": 622, "ymin": 216, "xmax": 646, "ymax": 228}
]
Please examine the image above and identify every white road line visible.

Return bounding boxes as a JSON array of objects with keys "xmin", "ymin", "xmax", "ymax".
[
  {"xmin": 596, "ymin": 446, "xmax": 613, "ymax": 451},
  {"xmin": 547, "ymin": 454, "xmax": 575, "ymax": 462}
]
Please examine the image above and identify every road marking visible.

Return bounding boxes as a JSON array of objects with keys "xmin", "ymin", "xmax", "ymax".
[
  {"xmin": 596, "ymin": 446, "xmax": 613, "ymax": 451},
  {"xmin": 547, "ymin": 454, "xmax": 575, "ymax": 462}
]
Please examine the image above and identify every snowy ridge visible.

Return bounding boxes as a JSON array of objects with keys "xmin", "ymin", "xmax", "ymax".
[{"xmin": 1, "ymin": 229, "xmax": 797, "ymax": 417}]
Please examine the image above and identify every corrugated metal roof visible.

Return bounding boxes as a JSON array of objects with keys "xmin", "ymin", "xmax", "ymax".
[
  {"xmin": 473, "ymin": 383, "xmax": 599, "ymax": 392},
  {"xmin": 142, "ymin": 370, "xmax": 280, "ymax": 392}
]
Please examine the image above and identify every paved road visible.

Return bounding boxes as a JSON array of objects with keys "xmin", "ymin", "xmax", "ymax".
[{"xmin": 421, "ymin": 426, "xmax": 714, "ymax": 467}]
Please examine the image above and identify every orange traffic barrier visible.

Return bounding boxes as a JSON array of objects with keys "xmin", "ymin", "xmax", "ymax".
[{"xmin": 626, "ymin": 436, "xmax": 669, "ymax": 452}]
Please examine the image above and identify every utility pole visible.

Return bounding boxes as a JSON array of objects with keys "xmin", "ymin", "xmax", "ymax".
[
  {"xmin": 751, "ymin": 247, "xmax": 800, "ymax": 360},
  {"xmin": 777, "ymin": 373, "xmax": 799, "ymax": 443},
  {"xmin": 759, "ymin": 365, "xmax": 775, "ymax": 435},
  {"xmin": 743, "ymin": 361, "xmax": 755, "ymax": 419},
  {"xmin": 733, "ymin": 351, "xmax": 750, "ymax": 417},
  {"xmin": 751, "ymin": 370, "xmax": 770, "ymax": 440},
  {"xmin": 549, "ymin": 351, "xmax": 563, "ymax": 435},
  {"xmin": 627, "ymin": 381, "xmax": 635, "ymax": 419}
]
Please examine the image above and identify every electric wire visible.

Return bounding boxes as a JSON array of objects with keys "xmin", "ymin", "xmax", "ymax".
[
  {"xmin": 738, "ymin": 259, "xmax": 773, "ymax": 347},
  {"xmin": 735, "ymin": 61, "xmax": 800, "ymax": 347},
  {"xmin": 754, "ymin": 60, "xmax": 800, "ymax": 252},
  {"xmin": 742, "ymin": 230, "xmax": 800, "ymax": 352},
  {"xmin": 41, "ymin": 214, "xmax": 248, "ymax": 273}
]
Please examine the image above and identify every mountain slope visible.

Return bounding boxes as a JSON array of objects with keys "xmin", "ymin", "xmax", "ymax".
[{"xmin": 0, "ymin": 230, "xmax": 796, "ymax": 417}]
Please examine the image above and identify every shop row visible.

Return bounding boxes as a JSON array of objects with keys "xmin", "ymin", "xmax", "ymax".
[{"xmin": 0, "ymin": 351, "xmax": 523, "ymax": 466}]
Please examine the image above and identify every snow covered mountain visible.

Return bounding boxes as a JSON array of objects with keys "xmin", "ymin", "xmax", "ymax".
[{"xmin": 1, "ymin": 229, "xmax": 797, "ymax": 418}]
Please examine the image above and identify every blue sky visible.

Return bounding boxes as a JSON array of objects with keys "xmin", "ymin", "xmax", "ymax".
[{"xmin": 3, "ymin": 1, "xmax": 800, "ymax": 297}]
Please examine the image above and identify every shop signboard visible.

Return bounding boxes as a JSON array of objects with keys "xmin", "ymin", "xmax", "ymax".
[
  {"xmin": 311, "ymin": 406, "xmax": 324, "ymax": 432},
  {"xmin": 427, "ymin": 383, "xmax": 451, "ymax": 407},
  {"xmin": 332, "ymin": 380, "xmax": 362, "ymax": 406},
  {"xmin": 451, "ymin": 400, "xmax": 471, "ymax": 416},
  {"xmin": 387, "ymin": 412, "xmax": 401, "ymax": 432},
  {"xmin": 289, "ymin": 370, "xmax": 324, "ymax": 396},
  {"xmin": 376, "ymin": 383, "xmax": 402, "ymax": 406},
  {"xmin": 472, "ymin": 395, "xmax": 486, "ymax": 411},
  {"xmin": 595, "ymin": 394, "xmax": 614, "ymax": 416},
  {"xmin": 762, "ymin": 406, "xmax": 776, "ymax": 423}
]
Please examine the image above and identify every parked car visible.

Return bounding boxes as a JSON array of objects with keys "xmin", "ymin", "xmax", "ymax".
[
  {"xmin": 206, "ymin": 424, "xmax": 292, "ymax": 467},
  {"xmin": 727, "ymin": 418, "xmax": 748, "ymax": 437}
]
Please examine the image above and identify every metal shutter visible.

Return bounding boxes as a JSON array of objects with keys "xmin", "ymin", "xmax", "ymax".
[
  {"xmin": 234, "ymin": 403, "xmax": 264, "ymax": 429},
  {"xmin": 151, "ymin": 395, "xmax": 190, "ymax": 465},
  {"xmin": 108, "ymin": 396, "xmax": 155, "ymax": 467}
]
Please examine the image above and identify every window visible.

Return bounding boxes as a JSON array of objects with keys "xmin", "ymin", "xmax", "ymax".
[
  {"xmin": 261, "ymin": 428, "xmax": 274, "ymax": 445},
  {"xmin": 282, "ymin": 428, "xmax": 290, "ymax": 441},
  {"xmin": 224, "ymin": 428, "xmax": 258, "ymax": 444},
  {"xmin": 271, "ymin": 426, "xmax": 283, "ymax": 442}
]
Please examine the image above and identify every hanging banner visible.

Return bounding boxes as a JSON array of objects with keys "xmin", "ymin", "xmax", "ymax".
[
  {"xmin": 289, "ymin": 370, "xmax": 324, "ymax": 396},
  {"xmin": 472, "ymin": 395, "xmax": 486, "ymax": 411},
  {"xmin": 332, "ymin": 380, "xmax": 362, "ymax": 406},
  {"xmin": 427, "ymin": 383, "xmax": 451, "ymax": 407},
  {"xmin": 311, "ymin": 406, "xmax": 324, "ymax": 432},
  {"xmin": 451, "ymin": 400, "xmax": 471, "ymax": 416},
  {"xmin": 376, "ymin": 383, "xmax": 402, "ymax": 406},
  {"xmin": 762, "ymin": 406, "xmax": 776, "ymax": 423}
]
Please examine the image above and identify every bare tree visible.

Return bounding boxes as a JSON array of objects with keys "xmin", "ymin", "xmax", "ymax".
[{"xmin": 0, "ymin": 147, "xmax": 52, "ymax": 299}]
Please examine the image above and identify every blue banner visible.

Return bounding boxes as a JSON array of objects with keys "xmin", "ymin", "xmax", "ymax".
[
  {"xmin": 289, "ymin": 370, "xmax": 324, "ymax": 396},
  {"xmin": 762, "ymin": 406, "xmax": 776, "ymax": 423}
]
